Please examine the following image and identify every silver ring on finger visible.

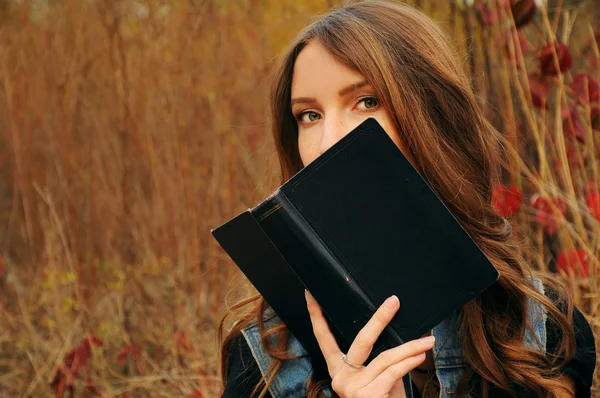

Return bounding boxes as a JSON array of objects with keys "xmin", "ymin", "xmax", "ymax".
[{"xmin": 340, "ymin": 353, "xmax": 365, "ymax": 369}]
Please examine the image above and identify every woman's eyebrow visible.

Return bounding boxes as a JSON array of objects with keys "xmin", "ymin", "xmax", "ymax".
[
  {"xmin": 338, "ymin": 80, "xmax": 369, "ymax": 97},
  {"xmin": 291, "ymin": 81, "xmax": 370, "ymax": 105}
]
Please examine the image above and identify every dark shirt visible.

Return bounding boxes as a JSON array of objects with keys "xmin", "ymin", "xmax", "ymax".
[{"xmin": 222, "ymin": 296, "xmax": 596, "ymax": 398}]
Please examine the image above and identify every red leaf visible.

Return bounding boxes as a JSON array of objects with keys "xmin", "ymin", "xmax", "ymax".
[
  {"xmin": 477, "ymin": 3, "xmax": 499, "ymax": 27},
  {"xmin": 557, "ymin": 248, "xmax": 589, "ymax": 278},
  {"xmin": 531, "ymin": 196, "xmax": 567, "ymax": 236},
  {"xmin": 564, "ymin": 142, "xmax": 578, "ymax": 162},
  {"xmin": 84, "ymin": 383, "xmax": 104, "ymax": 397},
  {"xmin": 562, "ymin": 107, "xmax": 586, "ymax": 143},
  {"xmin": 492, "ymin": 184, "xmax": 523, "ymax": 217},
  {"xmin": 117, "ymin": 343, "xmax": 142, "ymax": 366},
  {"xmin": 477, "ymin": 0, "xmax": 513, "ymax": 26},
  {"xmin": 586, "ymin": 191, "xmax": 600, "ymax": 221},
  {"xmin": 587, "ymin": 179, "xmax": 596, "ymax": 191},
  {"xmin": 539, "ymin": 42, "xmax": 573, "ymax": 76},
  {"xmin": 50, "ymin": 336, "xmax": 103, "ymax": 396},
  {"xmin": 572, "ymin": 73, "xmax": 600, "ymax": 103},
  {"xmin": 186, "ymin": 389, "xmax": 204, "ymax": 398},
  {"xmin": 511, "ymin": 0, "xmax": 537, "ymax": 28},
  {"xmin": 529, "ymin": 74, "xmax": 549, "ymax": 109}
]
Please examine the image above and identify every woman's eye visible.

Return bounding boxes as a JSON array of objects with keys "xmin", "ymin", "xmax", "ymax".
[
  {"xmin": 357, "ymin": 97, "xmax": 379, "ymax": 110},
  {"xmin": 297, "ymin": 111, "xmax": 321, "ymax": 123}
]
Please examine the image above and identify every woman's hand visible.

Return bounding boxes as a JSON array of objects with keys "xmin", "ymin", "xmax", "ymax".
[{"xmin": 305, "ymin": 290, "xmax": 434, "ymax": 398}]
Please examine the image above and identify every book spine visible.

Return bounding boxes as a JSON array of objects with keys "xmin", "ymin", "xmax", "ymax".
[
  {"xmin": 272, "ymin": 189, "xmax": 387, "ymax": 343},
  {"xmin": 274, "ymin": 191, "xmax": 411, "ymax": 391}
]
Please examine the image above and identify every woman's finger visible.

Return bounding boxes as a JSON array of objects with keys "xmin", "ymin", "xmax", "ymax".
[
  {"xmin": 362, "ymin": 335, "xmax": 435, "ymax": 381},
  {"xmin": 305, "ymin": 290, "xmax": 343, "ymax": 371},
  {"xmin": 361, "ymin": 352, "xmax": 427, "ymax": 396},
  {"xmin": 345, "ymin": 295, "xmax": 400, "ymax": 367}
]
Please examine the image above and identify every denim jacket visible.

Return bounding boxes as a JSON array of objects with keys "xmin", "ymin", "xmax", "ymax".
[{"xmin": 240, "ymin": 278, "xmax": 546, "ymax": 398}]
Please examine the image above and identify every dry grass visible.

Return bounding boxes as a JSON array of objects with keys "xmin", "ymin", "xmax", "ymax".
[{"xmin": 0, "ymin": 0, "xmax": 597, "ymax": 397}]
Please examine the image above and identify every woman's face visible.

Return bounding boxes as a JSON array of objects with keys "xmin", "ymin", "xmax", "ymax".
[{"xmin": 291, "ymin": 40, "xmax": 408, "ymax": 166}]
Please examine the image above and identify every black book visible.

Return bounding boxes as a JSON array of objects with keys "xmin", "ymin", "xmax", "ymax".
[{"xmin": 211, "ymin": 118, "xmax": 499, "ymax": 394}]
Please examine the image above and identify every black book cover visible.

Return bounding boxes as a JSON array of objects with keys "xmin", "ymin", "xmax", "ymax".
[{"xmin": 212, "ymin": 118, "xmax": 499, "ymax": 389}]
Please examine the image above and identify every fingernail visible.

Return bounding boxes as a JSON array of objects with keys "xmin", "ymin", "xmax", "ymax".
[
  {"xmin": 418, "ymin": 335, "xmax": 435, "ymax": 346},
  {"xmin": 305, "ymin": 289, "xmax": 314, "ymax": 304},
  {"xmin": 384, "ymin": 295, "xmax": 399, "ymax": 309}
]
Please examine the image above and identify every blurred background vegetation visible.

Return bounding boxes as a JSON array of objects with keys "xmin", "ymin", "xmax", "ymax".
[{"xmin": 0, "ymin": 0, "xmax": 598, "ymax": 396}]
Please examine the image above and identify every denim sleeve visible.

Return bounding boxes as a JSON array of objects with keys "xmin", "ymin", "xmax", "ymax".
[{"xmin": 221, "ymin": 334, "xmax": 273, "ymax": 398}]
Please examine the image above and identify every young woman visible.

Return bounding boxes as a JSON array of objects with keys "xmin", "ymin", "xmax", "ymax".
[{"xmin": 218, "ymin": 2, "xmax": 596, "ymax": 397}]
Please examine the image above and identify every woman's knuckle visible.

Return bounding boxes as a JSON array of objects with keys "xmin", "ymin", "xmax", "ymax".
[
  {"xmin": 331, "ymin": 377, "xmax": 343, "ymax": 393},
  {"xmin": 388, "ymin": 363, "xmax": 407, "ymax": 379},
  {"xmin": 373, "ymin": 310, "xmax": 391, "ymax": 324},
  {"xmin": 332, "ymin": 377, "xmax": 360, "ymax": 398},
  {"xmin": 356, "ymin": 390, "xmax": 371, "ymax": 398},
  {"xmin": 398, "ymin": 341, "xmax": 421, "ymax": 357},
  {"xmin": 377, "ymin": 349, "xmax": 394, "ymax": 364},
  {"xmin": 353, "ymin": 336, "xmax": 372, "ymax": 350}
]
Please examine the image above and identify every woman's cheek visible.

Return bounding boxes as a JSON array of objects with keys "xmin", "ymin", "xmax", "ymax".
[{"xmin": 298, "ymin": 133, "xmax": 317, "ymax": 167}]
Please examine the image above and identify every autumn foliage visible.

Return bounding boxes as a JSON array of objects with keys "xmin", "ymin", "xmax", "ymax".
[{"xmin": 0, "ymin": 0, "xmax": 598, "ymax": 396}]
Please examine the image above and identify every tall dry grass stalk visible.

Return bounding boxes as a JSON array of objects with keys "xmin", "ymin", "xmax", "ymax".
[{"xmin": 0, "ymin": 0, "xmax": 597, "ymax": 396}]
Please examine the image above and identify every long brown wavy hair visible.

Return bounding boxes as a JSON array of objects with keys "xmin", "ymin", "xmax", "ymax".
[{"xmin": 218, "ymin": 1, "xmax": 576, "ymax": 397}]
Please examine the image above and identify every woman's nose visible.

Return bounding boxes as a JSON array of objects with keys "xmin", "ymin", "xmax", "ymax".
[{"xmin": 319, "ymin": 118, "xmax": 348, "ymax": 155}]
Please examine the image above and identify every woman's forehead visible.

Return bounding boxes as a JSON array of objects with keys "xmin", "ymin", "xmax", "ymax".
[{"xmin": 291, "ymin": 41, "xmax": 368, "ymax": 100}]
